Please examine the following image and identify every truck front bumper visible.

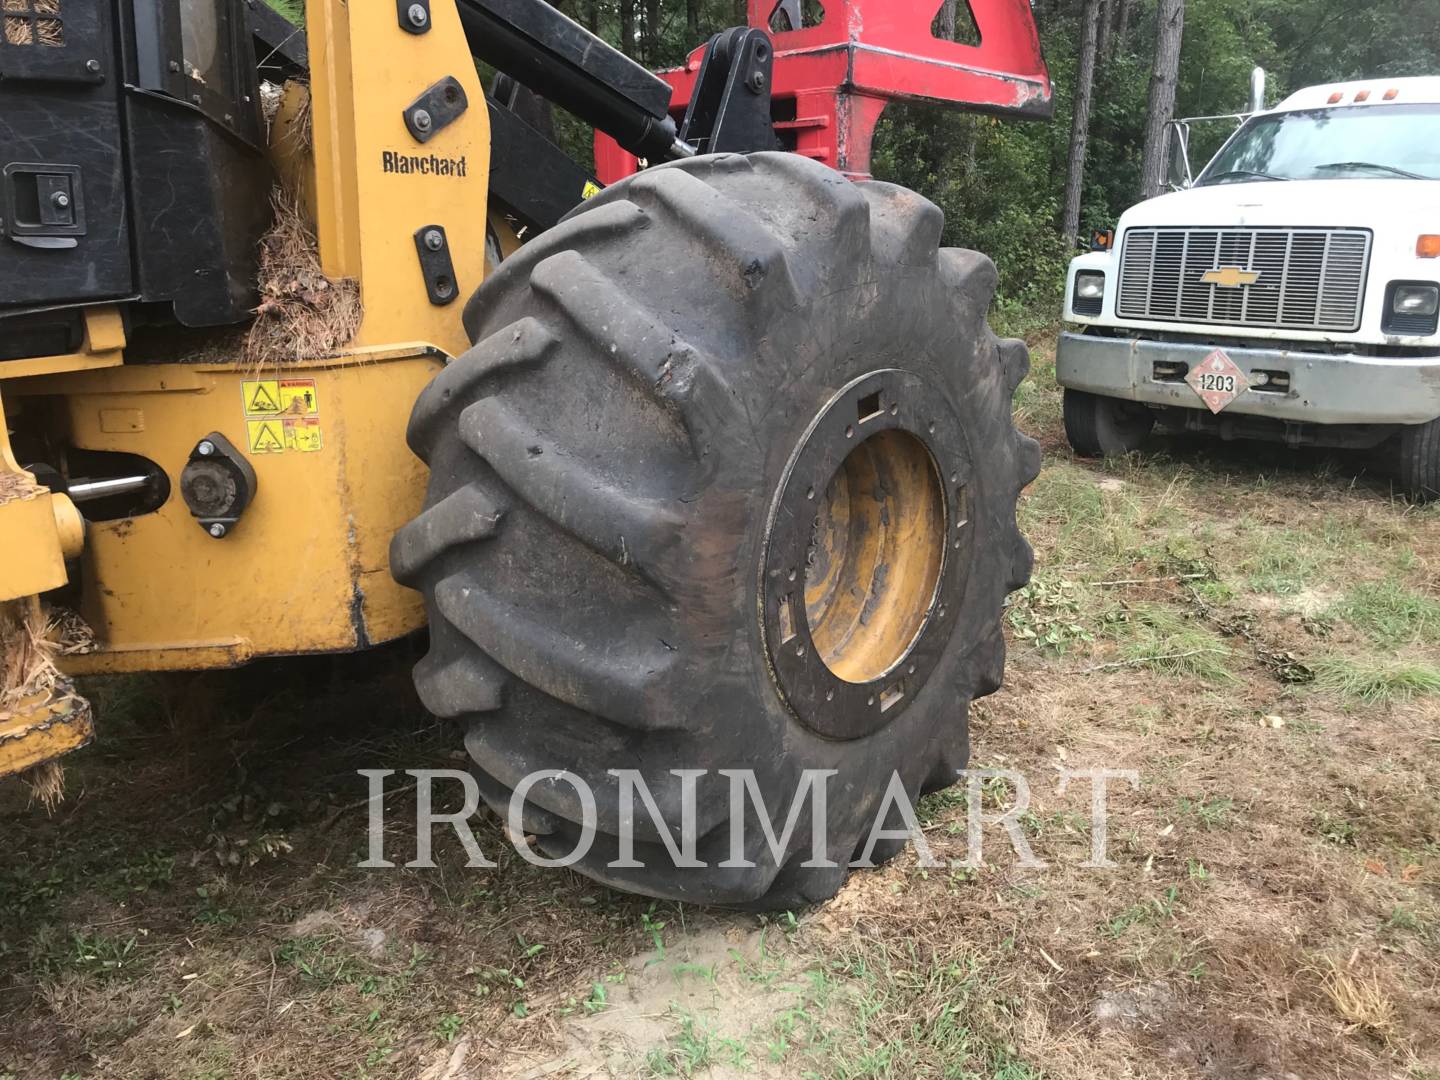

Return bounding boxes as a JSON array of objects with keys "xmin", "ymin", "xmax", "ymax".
[{"xmin": 1055, "ymin": 332, "xmax": 1440, "ymax": 426}]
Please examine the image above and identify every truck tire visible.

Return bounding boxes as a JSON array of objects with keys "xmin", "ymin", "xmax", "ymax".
[
  {"xmin": 393, "ymin": 153, "xmax": 1039, "ymax": 908},
  {"xmin": 1397, "ymin": 418, "xmax": 1440, "ymax": 502},
  {"xmin": 1063, "ymin": 388, "xmax": 1155, "ymax": 457}
]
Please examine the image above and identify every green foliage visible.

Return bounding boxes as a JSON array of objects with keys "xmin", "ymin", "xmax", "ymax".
[
  {"xmin": 263, "ymin": 0, "xmax": 304, "ymax": 25},
  {"xmin": 1332, "ymin": 580, "xmax": 1440, "ymax": 647},
  {"xmin": 1311, "ymin": 655, "xmax": 1440, "ymax": 704},
  {"xmin": 1007, "ymin": 575, "xmax": 1095, "ymax": 655}
]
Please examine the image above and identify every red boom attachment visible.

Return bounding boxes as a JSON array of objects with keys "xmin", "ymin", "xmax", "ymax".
[{"xmin": 594, "ymin": 0, "xmax": 1052, "ymax": 184}]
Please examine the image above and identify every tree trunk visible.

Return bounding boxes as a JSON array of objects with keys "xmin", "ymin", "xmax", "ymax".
[
  {"xmin": 1138, "ymin": 0, "xmax": 1185, "ymax": 199},
  {"xmin": 686, "ymin": 0, "xmax": 700, "ymax": 42},
  {"xmin": 641, "ymin": 0, "xmax": 660, "ymax": 63},
  {"xmin": 1114, "ymin": 0, "xmax": 1135, "ymax": 58},
  {"xmin": 620, "ymin": 0, "xmax": 635, "ymax": 56},
  {"xmin": 1061, "ymin": 0, "xmax": 1101, "ymax": 242},
  {"xmin": 936, "ymin": 0, "xmax": 957, "ymax": 39},
  {"xmin": 1095, "ymin": 0, "xmax": 1113, "ymax": 63},
  {"xmin": 584, "ymin": 0, "xmax": 599, "ymax": 34}
]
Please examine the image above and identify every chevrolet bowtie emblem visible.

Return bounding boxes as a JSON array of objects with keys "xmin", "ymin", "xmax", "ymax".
[{"xmin": 1200, "ymin": 266, "xmax": 1261, "ymax": 288}]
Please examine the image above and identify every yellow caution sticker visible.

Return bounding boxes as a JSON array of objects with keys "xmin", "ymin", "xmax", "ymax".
[
  {"xmin": 242, "ymin": 377, "xmax": 323, "ymax": 455},
  {"xmin": 582, "ymin": 180, "xmax": 603, "ymax": 199},
  {"xmin": 279, "ymin": 378, "xmax": 320, "ymax": 416},
  {"xmin": 243, "ymin": 379, "xmax": 281, "ymax": 415},
  {"xmin": 284, "ymin": 416, "xmax": 324, "ymax": 453},
  {"xmin": 246, "ymin": 417, "xmax": 323, "ymax": 455},
  {"xmin": 247, "ymin": 419, "xmax": 287, "ymax": 454}
]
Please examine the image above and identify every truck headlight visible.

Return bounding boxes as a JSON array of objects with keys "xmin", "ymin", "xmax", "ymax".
[
  {"xmin": 1073, "ymin": 271, "xmax": 1105, "ymax": 316},
  {"xmin": 1393, "ymin": 284, "xmax": 1439, "ymax": 316},
  {"xmin": 1384, "ymin": 281, "xmax": 1440, "ymax": 335}
]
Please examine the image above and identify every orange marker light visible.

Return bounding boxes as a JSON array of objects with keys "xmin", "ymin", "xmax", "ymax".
[
  {"xmin": 1418, "ymin": 235, "xmax": 1440, "ymax": 259},
  {"xmin": 1383, "ymin": 88, "xmax": 1400, "ymax": 100},
  {"xmin": 1327, "ymin": 91, "xmax": 1343, "ymax": 103},
  {"xmin": 1354, "ymin": 90, "xmax": 1371, "ymax": 102}
]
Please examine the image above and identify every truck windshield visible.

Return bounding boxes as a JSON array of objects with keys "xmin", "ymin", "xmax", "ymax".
[{"xmin": 1197, "ymin": 103, "xmax": 1440, "ymax": 184}]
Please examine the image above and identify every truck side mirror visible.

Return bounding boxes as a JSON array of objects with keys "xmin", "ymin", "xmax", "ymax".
[{"xmin": 1165, "ymin": 121, "xmax": 1193, "ymax": 190}]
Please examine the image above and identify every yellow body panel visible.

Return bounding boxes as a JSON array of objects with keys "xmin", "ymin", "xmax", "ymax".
[
  {"xmin": 309, "ymin": 0, "xmax": 491, "ymax": 357},
  {"xmin": 0, "ymin": 682, "xmax": 94, "ymax": 776},
  {"xmin": 0, "ymin": 307, "xmax": 125, "ymax": 381},
  {"xmin": 0, "ymin": 0, "xmax": 497, "ymax": 777},
  {"xmin": 1, "ymin": 390, "xmax": 71, "ymax": 602},
  {"xmin": 12, "ymin": 349, "xmax": 443, "ymax": 672},
  {"xmin": 0, "ymin": 597, "xmax": 94, "ymax": 778}
]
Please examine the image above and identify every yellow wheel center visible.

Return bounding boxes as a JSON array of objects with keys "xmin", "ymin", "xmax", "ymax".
[{"xmin": 803, "ymin": 429, "xmax": 945, "ymax": 684}]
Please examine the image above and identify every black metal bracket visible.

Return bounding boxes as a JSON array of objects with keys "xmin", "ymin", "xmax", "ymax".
[
  {"xmin": 398, "ymin": 0, "xmax": 432, "ymax": 34},
  {"xmin": 180, "ymin": 432, "xmax": 257, "ymax": 539},
  {"xmin": 403, "ymin": 76, "xmax": 469, "ymax": 144},
  {"xmin": 487, "ymin": 87, "xmax": 602, "ymax": 234},
  {"xmin": 247, "ymin": 0, "xmax": 308, "ymax": 81},
  {"xmin": 414, "ymin": 225, "xmax": 459, "ymax": 306},
  {"xmin": 455, "ymin": 0, "xmax": 684, "ymax": 162},
  {"xmin": 680, "ymin": 27, "xmax": 780, "ymax": 155}
]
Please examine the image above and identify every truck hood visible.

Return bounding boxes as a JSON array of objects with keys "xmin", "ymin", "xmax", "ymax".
[{"xmin": 1119, "ymin": 178, "xmax": 1440, "ymax": 230}]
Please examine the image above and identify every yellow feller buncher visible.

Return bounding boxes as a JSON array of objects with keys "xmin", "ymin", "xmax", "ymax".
[{"xmin": 0, "ymin": 0, "xmax": 1049, "ymax": 906}]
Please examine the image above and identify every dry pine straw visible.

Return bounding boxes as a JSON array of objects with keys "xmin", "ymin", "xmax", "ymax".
[
  {"xmin": 244, "ymin": 191, "xmax": 362, "ymax": 367},
  {"xmin": 3, "ymin": 0, "xmax": 62, "ymax": 47},
  {"xmin": 0, "ymin": 599, "xmax": 75, "ymax": 811}
]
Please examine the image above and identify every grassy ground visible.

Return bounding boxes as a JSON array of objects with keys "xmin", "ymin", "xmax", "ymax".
[{"xmin": 3, "ymin": 329, "xmax": 1438, "ymax": 1079}]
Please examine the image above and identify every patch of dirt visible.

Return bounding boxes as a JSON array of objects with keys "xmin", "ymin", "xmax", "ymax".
[{"xmin": 505, "ymin": 919, "xmax": 797, "ymax": 1079}]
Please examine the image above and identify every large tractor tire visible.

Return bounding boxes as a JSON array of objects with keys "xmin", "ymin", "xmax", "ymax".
[{"xmin": 393, "ymin": 153, "xmax": 1039, "ymax": 908}]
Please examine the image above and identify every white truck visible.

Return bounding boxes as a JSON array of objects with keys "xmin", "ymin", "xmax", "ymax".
[{"xmin": 1056, "ymin": 76, "xmax": 1440, "ymax": 498}]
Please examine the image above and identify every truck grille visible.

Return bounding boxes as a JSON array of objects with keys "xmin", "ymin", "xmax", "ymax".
[{"xmin": 1117, "ymin": 227, "xmax": 1371, "ymax": 332}]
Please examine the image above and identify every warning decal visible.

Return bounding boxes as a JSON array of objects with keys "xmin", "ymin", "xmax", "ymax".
[
  {"xmin": 248, "ymin": 419, "xmax": 286, "ymax": 454},
  {"xmin": 285, "ymin": 416, "xmax": 324, "ymax": 453},
  {"xmin": 242, "ymin": 377, "xmax": 323, "ymax": 454},
  {"xmin": 247, "ymin": 417, "xmax": 323, "ymax": 454},
  {"xmin": 279, "ymin": 379, "xmax": 320, "ymax": 416},
  {"xmin": 243, "ymin": 380, "xmax": 281, "ymax": 415}
]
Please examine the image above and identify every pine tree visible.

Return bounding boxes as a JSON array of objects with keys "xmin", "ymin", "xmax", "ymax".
[
  {"xmin": 1062, "ymin": 0, "xmax": 1101, "ymax": 242},
  {"xmin": 1139, "ymin": 0, "xmax": 1185, "ymax": 198}
]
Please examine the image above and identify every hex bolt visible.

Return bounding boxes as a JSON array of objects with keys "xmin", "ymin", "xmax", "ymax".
[
  {"xmin": 51, "ymin": 191, "xmax": 70, "ymax": 210},
  {"xmin": 423, "ymin": 229, "xmax": 444, "ymax": 252},
  {"xmin": 86, "ymin": 59, "xmax": 101, "ymax": 74},
  {"xmin": 412, "ymin": 109, "xmax": 433, "ymax": 133},
  {"xmin": 168, "ymin": 60, "xmax": 181, "ymax": 73},
  {"xmin": 407, "ymin": 3, "xmax": 429, "ymax": 28},
  {"xmin": 208, "ymin": 523, "xmax": 227, "ymax": 538},
  {"xmin": 196, "ymin": 440, "xmax": 216, "ymax": 457},
  {"xmin": 749, "ymin": 71, "xmax": 767, "ymax": 92}
]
